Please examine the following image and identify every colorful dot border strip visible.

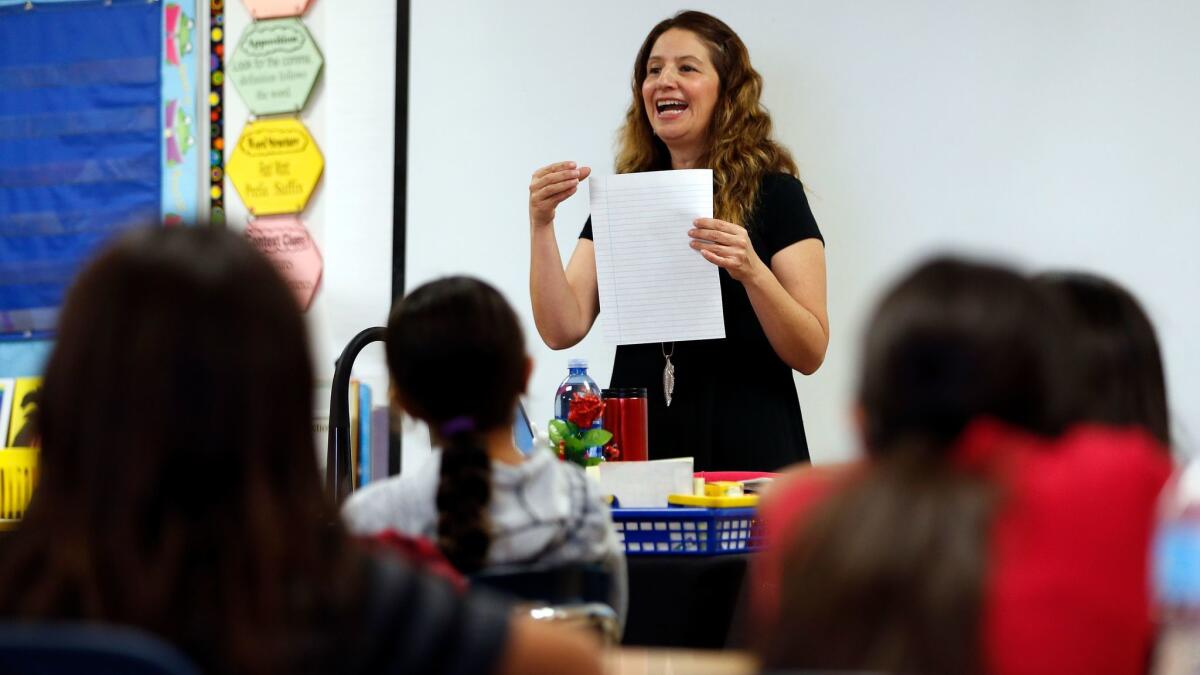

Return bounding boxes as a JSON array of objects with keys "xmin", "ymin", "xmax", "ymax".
[{"xmin": 209, "ymin": 0, "xmax": 225, "ymax": 225}]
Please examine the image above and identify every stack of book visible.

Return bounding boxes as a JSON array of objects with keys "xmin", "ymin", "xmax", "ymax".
[{"xmin": 313, "ymin": 380, "xmax": 391, "ymax": 490}]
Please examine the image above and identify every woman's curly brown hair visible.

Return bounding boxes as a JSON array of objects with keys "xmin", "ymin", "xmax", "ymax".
[{"xmin": 616, "ymin": 10, "xmax": 799, "ymax": 229}]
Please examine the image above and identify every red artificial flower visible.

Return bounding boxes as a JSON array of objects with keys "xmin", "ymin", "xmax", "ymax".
[{"xmin": 567, "ymin": 392, "xmax": 604, "ymax": 429}]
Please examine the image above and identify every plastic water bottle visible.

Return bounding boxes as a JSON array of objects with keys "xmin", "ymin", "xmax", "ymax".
[
  {"xmin": 1152, "ymin": 458, "xmax": 1200, "ymax": 675},
  {"xmin": 555, "ymin": 358, "xmax": 604, "ymax": 458}
]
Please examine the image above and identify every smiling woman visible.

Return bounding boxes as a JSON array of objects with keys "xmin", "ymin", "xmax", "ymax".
[{"xmin": 527, "ymin": 11, "xmax": 829, "ymax": 471}]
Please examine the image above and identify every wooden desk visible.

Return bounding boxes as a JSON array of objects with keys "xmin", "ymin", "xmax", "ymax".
[{"xmin": 605, "ymin": 648, "xmax": 757, "ymax": 675}]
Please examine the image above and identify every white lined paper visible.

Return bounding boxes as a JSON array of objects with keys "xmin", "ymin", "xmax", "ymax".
[{"xmin": 590, "ymin": 169, "xmax": 725, "ymax": 345}]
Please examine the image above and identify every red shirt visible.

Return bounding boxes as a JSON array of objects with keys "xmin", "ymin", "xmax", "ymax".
[{"xmin": 753, "ymin": 421, "xmax": 1172, "ymax": 675}]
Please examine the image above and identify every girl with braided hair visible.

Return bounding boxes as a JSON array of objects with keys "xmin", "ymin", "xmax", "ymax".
[{"xmin": 343, "ymin": 276, "xmax": 626, "ymax": 624}]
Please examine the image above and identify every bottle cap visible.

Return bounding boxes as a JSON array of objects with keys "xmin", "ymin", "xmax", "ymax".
[{"xmin": 568, "ymin": 358, "xmax": 588, "ymax": 369}]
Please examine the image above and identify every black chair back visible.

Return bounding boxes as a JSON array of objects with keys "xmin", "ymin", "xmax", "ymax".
[{"xmin": 327, "ymin": 327, "xmax": 386, "ymax": 502}]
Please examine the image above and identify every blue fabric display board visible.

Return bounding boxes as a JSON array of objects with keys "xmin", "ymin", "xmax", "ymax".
[{"xmin": 0, "ymin": 1, "xmax": 162, "ymax": 335}]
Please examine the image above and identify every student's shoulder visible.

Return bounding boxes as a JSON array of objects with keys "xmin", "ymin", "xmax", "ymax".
[
  {"xmin": 521, "ymin": 448, "xmax": 582, "ymax": 482},
  {"xmin": 342, "ymin": 453, "xmax": 442, "ymax": 533},
  {"xmin": 342, "ymin": 476, "xmax": 403, "ymax": 525},
  {"xmin": 760, "ymin": 462, "xmax": 858, "ymax": 537},
  {"xmin": 1028, "ymin": 424, "xmax": 1173, "ymax": 500},
  {"xmin": 359, "ymin": 554, "xmax": 513, "ymax": 675},
  {"xmin": 548, "ymin": 453, "xmax": 603, "ymax": 494},
  {"xmin": 524, "ymin": 452, "xmax": 608, "ymax": 509}
]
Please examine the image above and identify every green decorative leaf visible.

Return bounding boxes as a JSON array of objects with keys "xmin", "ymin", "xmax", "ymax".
[
  {"xmin": 548, "ymin": 419, "xmax": 571, "ymax": 444},
  {"xmin": 563, "ymin": 435, "xmax": 586, "ymax": 453},
  {"xmin": 564, "ymin": 444, "xmax": 589, "ymax": 468},
  {"xmin": 580, "ymin": 429, "xmax": 613, "ymax": 447},
  {"xmin": 585, "ymin": 456, "xmax": 606, "ymax": 467}
]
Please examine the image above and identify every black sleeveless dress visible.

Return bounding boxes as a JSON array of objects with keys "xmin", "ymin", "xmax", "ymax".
[{"xmin": 580, "ymin": 173, "xmax": 824, "ymax": 471}]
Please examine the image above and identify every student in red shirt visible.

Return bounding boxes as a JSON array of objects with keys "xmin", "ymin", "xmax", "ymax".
[{"xmin": 754, "ymin": 258, "xmax": 1172, "ymax": 675}]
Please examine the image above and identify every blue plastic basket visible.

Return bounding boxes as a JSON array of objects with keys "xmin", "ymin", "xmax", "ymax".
[{"xmin": 610, "ymin": 506, "xmax": 760, "ymax": 555}]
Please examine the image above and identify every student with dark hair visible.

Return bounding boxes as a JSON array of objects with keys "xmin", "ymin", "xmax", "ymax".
[
  {"xmin": 342, "ymin": 276, "xmax": 626, "ymax": 621},
  {"xmin": 0, "ymin": 227, "xmax": 600, "ymax": 675},
  {"xmin": 752, "ymin": 258, "xmax": 1172, "ymax": 675},
  {"xmin": 1037, "ymin": 271, "xmax": 1171, "ymax": 447}
]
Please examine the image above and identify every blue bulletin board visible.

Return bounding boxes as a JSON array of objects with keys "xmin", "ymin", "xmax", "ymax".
[{"xmin": 0, "ymin": 0, "xmax": 165, "ymax": 336}]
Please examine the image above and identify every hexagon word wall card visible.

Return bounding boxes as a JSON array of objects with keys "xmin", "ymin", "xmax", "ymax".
[
  {"xmin": 229, "ymin": 18, "xmax": 323, "ymax": 115},
  {"xmin": 245, "ymin": 215, "xmax": 323, "ymax": 311},
  {"xmin": 227, "ymin": 117, "xmax": 323, "ymax": 215},
  {"xmin": 241, "ymin": 0, "xmax": 316, "ymax": 20}
]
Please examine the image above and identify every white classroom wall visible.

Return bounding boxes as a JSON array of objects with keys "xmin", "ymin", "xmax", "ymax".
[
  {"xmin": 405, "ymin": 0, "xmax": 1200, "ymax": 467},
  {"xmin": 222, "ymin": 0, "xmax": 396, "ymax": 451}
]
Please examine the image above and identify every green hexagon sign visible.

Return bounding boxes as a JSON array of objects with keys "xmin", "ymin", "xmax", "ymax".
[{"xmin": 229, "ymin": 18, "xmax": 323, "ymax": 116}]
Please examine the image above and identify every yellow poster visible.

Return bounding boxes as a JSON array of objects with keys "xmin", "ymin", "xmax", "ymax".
[
  {"xmin": 226, "ymin": 118, "xmax": 324, "ymax": 216},
  {"xmin": 7, "ymin": 377, "xmax": 42, "ymax": 448}
]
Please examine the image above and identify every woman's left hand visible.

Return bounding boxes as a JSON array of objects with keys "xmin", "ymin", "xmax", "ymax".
[{"xmin": 688, "ymin": 218, "xmax": 766, "ymax": 283}]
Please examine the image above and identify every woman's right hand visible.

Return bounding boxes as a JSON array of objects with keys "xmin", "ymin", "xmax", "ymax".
[{"xmin": 529, "ymin": 161, "xmax": 592, "ymax": 229}]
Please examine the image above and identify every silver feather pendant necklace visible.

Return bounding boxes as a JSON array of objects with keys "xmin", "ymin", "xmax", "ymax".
[{"xmin": 661, "ymin": 342, "xmax": 675, "ymax": 407}]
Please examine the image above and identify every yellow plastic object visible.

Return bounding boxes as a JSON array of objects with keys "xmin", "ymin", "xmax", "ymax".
[
  {"xmin": 667, "ymin": 493, "xmax": 758, "ymax": 508},
  {"xmin": 0, "ymin": 448, "xmax": 38, "ymax": 529},
  {"xmin": 704, "ymin": 481, "xmax": 744, "ymax": 497}
]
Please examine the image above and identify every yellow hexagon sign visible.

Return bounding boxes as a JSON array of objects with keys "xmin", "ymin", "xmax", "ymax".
[{"xmin": 226, "ymin": 118, "xmax": 323, "ymax": 215}]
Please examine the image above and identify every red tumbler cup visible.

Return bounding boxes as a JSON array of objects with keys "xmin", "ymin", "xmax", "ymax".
[{"xmin": 602, "ymin": 388, "xmax": 648, "ymax": 462}]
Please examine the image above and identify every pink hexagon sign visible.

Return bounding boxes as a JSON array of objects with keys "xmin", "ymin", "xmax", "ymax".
[
  {"xmin": 245, "ymin": 215, "xmax": 323, "ymax": 311},
  {"xmin": 241, "ymin": 0, "xmax": 315, "ymax": 19}
]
